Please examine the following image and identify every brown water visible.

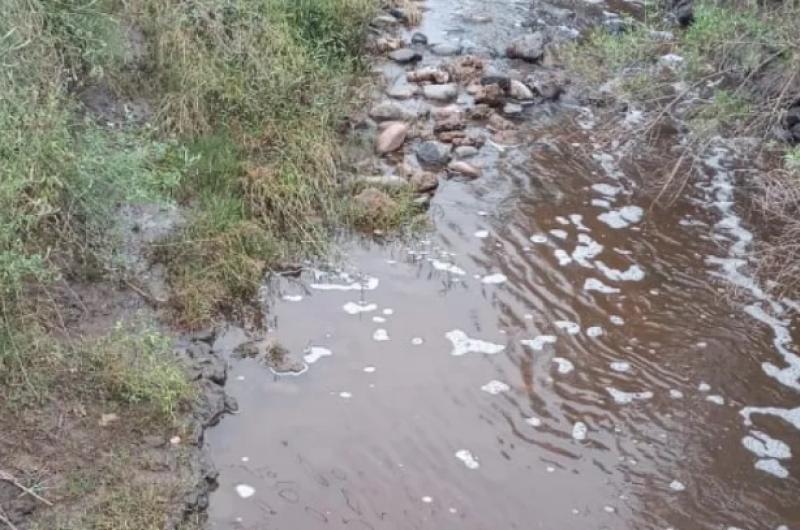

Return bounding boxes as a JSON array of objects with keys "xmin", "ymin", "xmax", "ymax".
[{"xmin": 205, "ymin": 1, "xmax": 800, "ymax": 529}]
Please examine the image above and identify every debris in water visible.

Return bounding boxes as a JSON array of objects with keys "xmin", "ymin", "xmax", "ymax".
[
  {"xmin": 550, "ymin": 229, "xmax": 568, "ymax": 239},
  {"xmin": 555, "ymin": 320, "xmax": 580, "ymax": 334},
  {"xmin": 372, "ymin": 316, "xmax": 387, "ymax": 323},
  {"xmin": 411, "ymin": 337, "xmax": 424, "ymax": 345},
  {"xmin": 669, "ymin": 389, "xmax": 684, "ymax": 399},
  {"xmin": 445, "ymin": 329, "xmax": 505, "ymax": 356},
  {"xmin": 373, "ymin": 329, "xmax": 390, "ymax": 341},
  {"xmin": 383, "ymin": 308, "xmax": 394, "ymax": 315},
  {"xmin": 235, "ymin": 484, "xmax": 256, "ymax": 498},
  {"xmin": 530, "ymin": 234, "xmax": 548, "ymax": 244},
  {"xmin": 554, "ymin": 249, "xmax": 573, "ymax": 266},
  {"xmin": 755, "ymin": 458, "xmax": 789, "ymax": 478},
  {"xmin": 609, "ymin": 315, "xmax": 625, "ymax": 325},
  {"xmin": 421, "ymin": 496, "xmax": 433, "ymax": 503},
  {"xmin": 742, "ymin": 430, "xmax": 792, "ymax": 459},
  {"xmin": 552, "ymin": 357, "xmax": 575, "ymax": 374},
  {"xmin": 698, "ymin": 382, "xmax": 711, "ymax": 392},
  {"xmin": 455, "ymin": 449, "xmax": 480, "ymax": 469},
  {"xmin": 481, "ymin": 380, "xmax": 510, "ymax": 394}
]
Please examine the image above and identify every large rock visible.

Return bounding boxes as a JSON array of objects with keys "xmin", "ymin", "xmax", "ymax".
[
  {"xmin": 508, "ymin": 79, "xmax": 534, "ymax": 100},
  {"xmin": 416, "ymin": 140, "xmax": 452, "ymax": 166},
  {"xmin": 506, "ymin": 32, "xmax": 546, "ymax": 62},
  {"xmin": 354, "ymin": 188, "xmax": 397, "ymax": 217},
  {"xmin": 423, "ymin": 84, "xmax": 458, "ymax": 101},
  {"xmin": 376, "ymin": 122, "xmax": 409, "ymax": 153},
  {"xmin": 389, "ymin": 48, "xmax": 422, "ymax": 64},
  {"xmin": 369, "ymin": 101, "xmax": 416, "ymax": 122}
]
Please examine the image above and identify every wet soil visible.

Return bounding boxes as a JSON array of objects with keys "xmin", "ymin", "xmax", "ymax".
[{"xmin": 204, "ymin": 0, "xmax": 800, "ymax": 529}]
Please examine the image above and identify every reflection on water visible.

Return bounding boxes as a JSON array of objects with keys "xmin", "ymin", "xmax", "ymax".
[{"xmin": 205, "ymin": 0, "xmax": 800, "ymax": 528}]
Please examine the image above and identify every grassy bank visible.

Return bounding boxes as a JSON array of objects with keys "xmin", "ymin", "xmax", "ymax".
[
  {"xmin": 0, "ymin": 0, "xmax": 399, "ymax": 526},
  {"xmin": 561, "ymin": 0, "xmax": 800, "ymax": 294}
]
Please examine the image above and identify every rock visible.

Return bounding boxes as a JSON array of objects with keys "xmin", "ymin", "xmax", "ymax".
[
  {"xmin": 372, "ymin": 36, "xmax": 404, "ymax": 52},
  {"xmin": 416, "ymin": 140, "xmax": 452, "ymax": 166},
  {"xmin": 423, "ymin": 83, "xmax": 458, "ymax": 101},
  {"xmin": 413, "ymin": 194, "xmax": 432, "ymax": 208},
  {"xmin": 431, "ymin": 42, "xmax": 463, "ymax": 56},
  {"xmin": 447, "ymin": 160, "xmax": 482, "ymax": 179},
  {"xmin": 369, "ymin": 101, "xmax": 416, "ymax": 121},
  {"xmin": 525, "ymin": 70, "xmax": 566, "ymax": 100},
  {"xmin": 488, "ymin": 112, "xmax": 514, "ymax": 131},
  {"xmin": 407, "ymin": 67, "xmax": 450, "ymax": 84},
  {"xmin": 481, "ymin": 74, "xmax": 510, "ymax": 86},
  {"xmin": 455, "ymin": 145, "xmax": 479, "ymax": 158},
  {"xmin": 389, "ymin": 48, "xmax": 422, "ymax": 64},
  {"xmin": 508, "ymin": 79, "xmax": 534, "ymax": 100},
  {"xmin": 506, "ymin": 32, "xmax": 546, "ymax": 62},
  {"xmin": 372, "ymin": 15, "xmax": 399, "ymax": 28},
  {"xmin": 671, "ymin": 0, "xmax": 694, "ymax": 26},
  {"xmin": 354, "ymin": 188, "xmax": 398, "ymax": 217},
  {"xmin": 356, "ymin": 175, "xmax": 408, "ymax": 189},
  {"xmin": 389, "ymin": 7, "xmax": 411, "ymax": 22},
  {"xmin": 434, "ymin": 114, "xmax": 466, "ymax": 133},
  {"xmin": 233, "ymin": 337, "xmax": 304, "ymax": 375},
  {"xmin": 411, "ymin": 32, "xmax": 428, "ymax": 45},
  {"xmin": 376, "ymin": 122, "xmax": 409, "ymax": 153},
  {"xmin": 99, "ymin": 413, "xmax": 119, "ymax": 427},
  {"xmin": 437, "ymin": 130, "xmax": 467, "ymax": 143},
  {"xmin": 451, "ymin": 132, "xmax": 485, "ymax": 148},
  {"xmin": 503, "ymin": 102, "xmax": 523, "ymax": 116},
  {"xmin": 444, "ymin": 55, "xmax": 485, "ymax": 82},
  {"xmin": 409, "ymin": 171, "xmax": 439, "ymax": 192},
  {"xmin": 474, "ymin": 83, "xmax": 504, "ymax": 107},
  {"xmin": 387, "ymin": 81, "xmax": 418, "ymax": 99},
  {"xmin": 784, "ymin": 106, "xmax": 800, "ymax": 129},
  {"xmin": 466, "ymin": 104, "xmax": 493, "ymax": 120}
]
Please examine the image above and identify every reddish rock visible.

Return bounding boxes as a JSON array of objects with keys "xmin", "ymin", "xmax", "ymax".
[{"xmin": 376, "ymin": 122, "xmax": 409, "ymax": 153}]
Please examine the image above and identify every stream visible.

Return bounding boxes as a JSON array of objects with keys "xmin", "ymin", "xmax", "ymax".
[{"xmin": 205, "ymin": 0, "xmax": 799, "ymax": 528}]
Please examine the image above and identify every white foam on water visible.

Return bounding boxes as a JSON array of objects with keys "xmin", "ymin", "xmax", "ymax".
[
  {"xmin": 383, "ymin": 308, "xmax": 394, "ymax": 315},
  {"xmin": 742, "ymin": 430, "xmax": 792, "ymax": 459},
  {"xmin": 555, "ymin": 320, "xmax": 581, "ymax": 335},
  {"xmin": 481, "ymin": 380, "xmax": 510, "ymax": 394},
  {"xmin": 592, "ymin": 183, "xmax": 621, "ymax": 196},
  {"xmin": 555, "ymin": 216, "xmax": 570, "ymax": 225},
  {"xmin": 520, "ymin": 335, "xmax": 557, "ymax": 350},
  {"xmin": 593, "ymin": 152, "xmax": 624, "ymax": 180},
  {"xmin": 474, "ymin": 230, "xmax": 489, "ymax": 238},
  {"xmin": 603, "ymin": 505, "xmax": 616, "ymax": 513},
  {"xmin": 698, "ymin": 382, "xmax": 711, "ymax": 392},
  {"xmin": 446, "ymin": 329, "xmax": 505, "ymax": 356},
  {"xmin": 550, "ymin": 228, "xmax": 569, "ymax": 239},
  {"xmin": 311, "ymin": 276, "xmax": 379, "ymax": 291},
  {"xmin": 592, "ymin": 198, "xmax": 612, "ymax": 208},
  {"xmin": 421, "ymin": 496, "xmax": 433, "ymax": 503},
  {"xmin": 431, "ymin": 259, "xmax": 466, "ymax": 275},
  {"xmin": 282, "ymin": 294, "xmax": 303, "ymax": 302},
  {"xmin": 372, "ymin": 329, "xmax": 390, "ymax": 342},
  {"xmin": 706, "ymin": 394, "xmax": 725, "ymax": 405},
  {"xmin": 303, "ymin": 346, "xmax": 332, "ymax": 364},
  {"xmin": 572, "ymin": 421, "xmax": 588, "ymax": 441},
  {"xmin": 610, "ymin": 315, "xmax": 625, "ymax": 325},
  {"xmin": 530, "ymin": 234, "xmax": 548, "ymax": 244},
  {"xmin": 481, "ymin": 273, "xmax": 508, "ymax": 284},
  {"xmin": 552, "ymin": 357, "xmax": 575, "ymax": 374},
  {"xmin": 569, "ymin": 214, "xmax": 590, "ymax": 231},
  {"xmin": 597, "ymin": 205, "xmax": 644, "ymax": 229},
  {"xmin": 743, "ymin": 304, "xmax": 800, "ymax": 392},
  {"xmin": 669, "ymin": 480, "xmax": 686, "ymax": 492},
  {"xmin": 669, "ymin": 389, "xmax": 684, "ymax": 399},
  {"xmin": 235, "ymin": 484, "xmax": 256, "ymax": 498},
  {"xmin": 610, "ymin": 361, "xmax": 631, "ymax": 372},
  {"xmin": 411, "ymin": 337, "xmax": 424, "ymax": 345},
  {"xmin": 339, "ymin": 391, "xmax": 352, "ymax": 399},
  {"xmin": 584, "ymin": 278, "xmax": 620, "ymax": 294},
  {"xmin": 363, "ymin": 366, "xmax": 376, "ymax": 373},
  {"xmin": 455, "ymin": 449, "xmax": 480, "ymax": 469},
  {"xmin": 372, "ymin": 316, "xmax": 386, "ymax": 323},
  {"xmin": 606, "ymin": 387, "xmax": 654, "ymax": 404},
  {"xmin": 596, "ymin": 261, "xmax": 645, "ymax": 282},
  {"xmin": 525, "ymin": 416, "xmax": 542, "ymax": 427},
  {"xmin": 755, "ymin": 458, "xmax": 789, "ymax": 478},
  {"xmin": 572, "ymin": 234, "xmax": 603, "ymax": 267},
  {"xmin": 554, "ymin": 249, "xmax": 573, "ymax": 266},
  {"xmin": 343, "ymin": 302, "xmax": 377, "ymax": 314},
  {"xmin": 586, "ymin": 326, "xmax": 604, "ymax": 337}
]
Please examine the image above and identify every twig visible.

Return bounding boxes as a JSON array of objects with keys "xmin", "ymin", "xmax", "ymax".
[
  {"xmin": 0, "ymin": 506, "xmax": 19, "ymax": 530},
  {"xmin": 0, "ymin": 471, "xmax": 53, "ymax": 507}
]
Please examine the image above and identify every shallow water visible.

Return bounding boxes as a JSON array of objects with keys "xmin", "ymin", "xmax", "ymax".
[{"xmin": 205, "ymin": 1, "xmax": 800, "ymax": 529}]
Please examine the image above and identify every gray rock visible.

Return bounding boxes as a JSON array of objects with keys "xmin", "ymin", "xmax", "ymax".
[
  {"xmin": 389, "ymin": 48, "xmax": 422, "ymax": 64},
  {"xmin": 481, "ymin": 74, "xmax": 510, "ymax": 86},
  {"xmin": 506, "ymin": 32, "xmax": 546, "ymax": 62},
  {"xmin": 508, "ymin": 79, "xmax": 534, "ymax": 100},
  {"xmin": 423, "ymin": 83, "xmax": 458, "ymax": 102},
  {"xmin": 387, "ymin": 81, "xmax": 418, "ymax": 99},
  {"xmin": 454, "ymin": 145, "xmax": 479, "ymax": 158},
  {"xmin": 356, "ymin": 175, "xmax": 408, "ymax": 189},
  {"xmin": 389, "ymin": 7, "xmax": 410, "ymax": 22},
  {"xmin": 503, "ymin": 102, "xmax": 523, "ymax": 116},
  {"xmin": 409, "ymin": 171, "xmax": 439, "ymax": 193},
  {"xmin": 416, "ymin": 141, "xmax": 452, "ymax": 167},
  {"xmin": 369, "ymin": 101, "xmax": 417, "ymax": 122},
  {"xmin": 411, "ymin": 32, "xmax": 428, "ymax": 45},
  {"xmin": 431, "ymin": 42, "xmax": 463, "ymax": 56}
]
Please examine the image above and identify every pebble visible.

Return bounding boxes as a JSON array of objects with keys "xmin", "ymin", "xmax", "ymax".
[
  {"xmin": 388, "ymin": 48, "xmax": 422, "ymax": 64},
  {"xmin": 411, "ymin": 32, "xmax": 428, "ymax": 45},
  {"xmin": 454, "ymin": 145, "xmax": 478, "ymax": 158},
  {"xmin": 423, "ymin": 83, "xmax": 458, "ymax": 101},
  {"xmin": 447, "ymin": 160, "xmax": 481, "ymax": 179},
  {"xmin": 375, "ymin": 122, "xmax": 409, "ymax": 153},
  {"xmin": 431, "ymin": 42, "xmax": 463, "ymax": 56}
]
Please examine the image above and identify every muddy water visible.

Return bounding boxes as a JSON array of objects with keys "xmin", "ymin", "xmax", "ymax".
[{"xmin": 206, "ymin": 2, "xmax": 799, "ymax": 529}]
